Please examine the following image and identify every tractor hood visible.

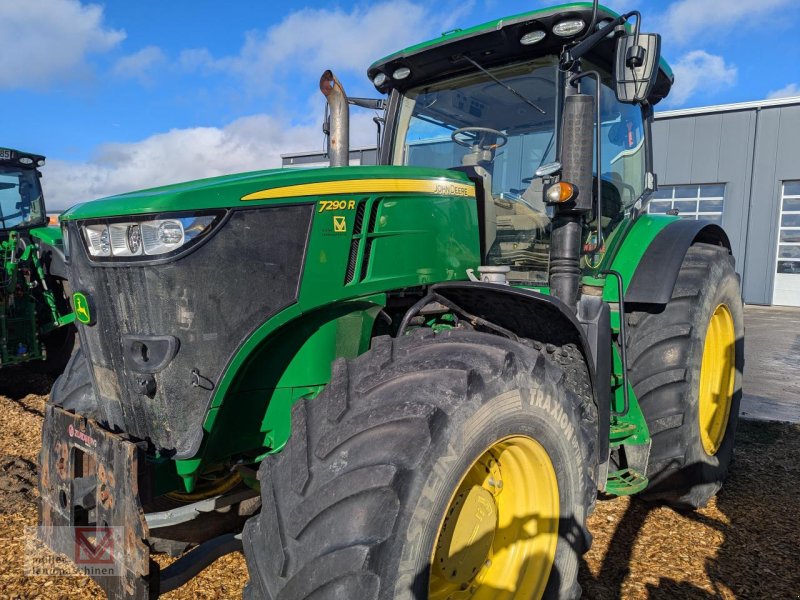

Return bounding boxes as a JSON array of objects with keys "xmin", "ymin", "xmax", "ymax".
[
  {"xmin": 60, "ymin": 165, "xmax": 474, "ymax": 221},
  {"xmin": 61, "ymin": 163, "xmax": 479, "ymax": 459}
]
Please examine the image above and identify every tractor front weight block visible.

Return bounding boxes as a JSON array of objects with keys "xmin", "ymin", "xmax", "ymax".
[{"xmin": 38, "ymin": 405, "xmax": 157, "ymax": 599}]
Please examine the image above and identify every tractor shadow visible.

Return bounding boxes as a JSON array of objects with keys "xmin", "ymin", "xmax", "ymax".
[
  {"xmin": 0, "ymin": 364, "xmax": 52, "ymax": 413},
  {"xmin": 579, "ymin": 419, "xmax": 800, "ymax": 599}
]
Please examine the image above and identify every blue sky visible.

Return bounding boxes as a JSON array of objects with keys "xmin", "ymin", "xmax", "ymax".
[{"xmin": 4, "ymin": 0, "xmax": 800, "ymax": 210}]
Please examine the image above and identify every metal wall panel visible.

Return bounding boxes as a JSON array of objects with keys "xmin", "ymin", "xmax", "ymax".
[
  {"xmin": 716, "ymin": 110, "xmax": 756, "ymax": 287},
  {"xmin": 653, "ymin": 110, "xmax": 755, "ymax": 297},
  {"xmin": 661, "ymin": 118, "xmax": 696, "ymax": 183},
  {"xmin": 689, "ymin": 114, "xmax": 722, "ymax": 183},
  {"xmin": 742, "ymin": 109, "xmax": 781, "ymax": 304}
]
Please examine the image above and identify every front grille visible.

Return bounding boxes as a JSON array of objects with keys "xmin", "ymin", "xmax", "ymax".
[{"xmin": 67, "ymin": 205, "xmax": 313, "ymax": 458}]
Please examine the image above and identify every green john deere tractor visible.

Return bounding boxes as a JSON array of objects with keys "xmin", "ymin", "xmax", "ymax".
[
  {"xmin": 1, "ymin": 148, "xmax": 74, "ymax": 373},
  {"xmin": 39, "ymin": 3, "xmax": 744, "ymax": 599}
]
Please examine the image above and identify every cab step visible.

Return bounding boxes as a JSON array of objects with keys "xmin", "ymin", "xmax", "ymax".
[{"xmin": 605, "ymin": 467, "xmax": 649, "ymax": 495}]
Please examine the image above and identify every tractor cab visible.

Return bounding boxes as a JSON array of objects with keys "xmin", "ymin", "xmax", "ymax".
[
  {"xmin": 0, "ymin": 148, "xmax": 73, "ymax": 370},
  {"xmin": 368, "ymin": 3, "xmax": 672, "ymax": 286},
  {"xmin": 0, "ymin": 148, "xmax": 47, "ymax": 233}
]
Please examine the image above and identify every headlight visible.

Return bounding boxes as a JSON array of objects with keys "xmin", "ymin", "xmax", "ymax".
[
  {"xmin": 553, "ymin": 18, "xmax": 585, "ymax": 37},
  {"xmin": 80, "ymin": 212, "xmax": 222, "ymax": 261},
  {"xmin": 84, "ymin": 224, "xmax": 111, "ymax": 257}
]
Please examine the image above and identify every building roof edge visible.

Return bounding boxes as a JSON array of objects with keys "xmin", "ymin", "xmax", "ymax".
[{"xmin": 655, "ymin": 96, "xmax": 800, "ymax": 119}]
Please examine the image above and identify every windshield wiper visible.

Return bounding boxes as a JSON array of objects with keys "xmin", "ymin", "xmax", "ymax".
[{"xmin": 459, "ymin": 54, "xmax": 546, "ymax": 115}]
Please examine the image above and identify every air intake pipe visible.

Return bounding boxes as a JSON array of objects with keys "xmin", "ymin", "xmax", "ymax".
[
  {"xmin": 549, "ymin": 93, "xmax": 595, "ymax": 311},
  {"xmin": 320, "ymin": 70, "xmax": 349, "ymax": 167}
]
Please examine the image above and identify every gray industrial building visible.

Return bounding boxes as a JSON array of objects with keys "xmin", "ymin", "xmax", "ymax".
[{"xmin": 282, "ymin": 96, "xmax": 800, "ymax": 307}]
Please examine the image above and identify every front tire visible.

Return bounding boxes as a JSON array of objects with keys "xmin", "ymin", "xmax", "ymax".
[
  {"xmin": 626, "ymin": 243, "xmax": 744, "ymax": 508},
  {"xmin": 242, "ymin": 329, "xmax": 595, "ymax": 600}
]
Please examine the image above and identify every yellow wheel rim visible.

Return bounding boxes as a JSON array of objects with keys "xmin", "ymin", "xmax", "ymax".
[
  {"xmin": 698, "ymin": 304, "xmax": 736, "ymax": 455},
  {"xmin": 429, "ymin": 435, "xmax": 559, "ymax": 600}
]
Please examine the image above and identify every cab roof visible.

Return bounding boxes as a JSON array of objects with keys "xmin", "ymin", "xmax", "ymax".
[
  {"xmin": 0, "ymin": 147, "xmax": 46, "ymax": 167},
  {"xmin": 368, "ymin": 2, "xmax": 673, "ymax": 105}
]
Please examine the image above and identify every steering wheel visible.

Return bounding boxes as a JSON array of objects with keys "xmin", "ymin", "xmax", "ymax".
[{"xmin": 451, "ymin": 127, "xmax": 508, "ymax": 151}]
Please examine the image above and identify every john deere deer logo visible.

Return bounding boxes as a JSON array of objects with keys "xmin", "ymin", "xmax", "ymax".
[{"xmin": 73, "ymin": 292, "xmax": 93, "ymax": 325}]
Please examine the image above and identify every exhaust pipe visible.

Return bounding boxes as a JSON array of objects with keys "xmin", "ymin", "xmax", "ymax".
[
  {"xmin": 549, "ymin": 93, "xmax": 595, "ymax": 311},
  {"xmin": 320, "ymin": 70, "xmax": 349, "ymax": 167}
]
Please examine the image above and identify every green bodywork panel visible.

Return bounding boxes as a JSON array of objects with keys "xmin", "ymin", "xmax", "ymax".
[
  {"xmin": 29, "ymin": 225, "xmax": 64, "ymax": 247},
  {"xmin": 151, "ymin": 170, "xmax": 480, "ymax": 489},
  {"xmin": 585, "ymin": 213, "xmax": 679, "ymax": 302},
  {"xmin": 59, "ymin": 165, "xmax": 474, "ymax": 220}
]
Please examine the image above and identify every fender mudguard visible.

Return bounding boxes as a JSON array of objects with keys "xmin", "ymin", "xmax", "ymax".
[
  {"xmin": 624, "ymin": 219, "xmax": 731, "ymax": 305},
  {"xmin": 431, "ymin": 281, "xmax": 597, "ymax": 396},
  {"xmin": 432, "ymin": 280, "xmax": 607, "ymax": 472}
]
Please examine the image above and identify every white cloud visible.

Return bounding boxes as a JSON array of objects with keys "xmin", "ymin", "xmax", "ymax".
[
  {"xmin": 183, "ymin": 1, "xmax": 470, "ymax": 90},
  {"xmin": 767, "ymin": 83, "xmax": 800, "ymax": 99},
  {"xmin": 666, "ymin": 50, "xmax": 737, "ymax": 106},
  {"xmin": 112, "ymin": 46, "xmax": 165, "ymax": 84},
  {"xmin": 40, "ymin": 0, "xmax": 476, "ymax": 210},
  {"xmin": 43, "ymin": 112, "xmax": 379, "ymax": 210},
  {"xmin": 657, "ymin": 0, "xmax": 793, "ymax": 45},
  {"xmin": 0, "ymin": 0, "xmax": 124, "ymax": 89},
  {"xmin": 178, "ymin": 48, "xmax": 216, "ymax": 73}
]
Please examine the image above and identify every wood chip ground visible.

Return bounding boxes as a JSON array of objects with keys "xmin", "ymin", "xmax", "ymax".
[{"xmin": 1, "ymin": 370, "xmax": 797, "ymax": 599}]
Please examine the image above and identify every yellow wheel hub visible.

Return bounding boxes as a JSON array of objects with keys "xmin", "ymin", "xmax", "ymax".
[
  {"xmin": 698, "ymin": 303, "xmax": 736, "ymax": 456},
  {"xmin": 429, "ymin": 435, "xmax": 559, "ymax": 600}
]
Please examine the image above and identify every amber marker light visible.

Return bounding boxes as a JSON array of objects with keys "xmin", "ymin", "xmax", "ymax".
[{"xmin": 546, "ymin": 181, "xmax": 576, "ymax": 203}]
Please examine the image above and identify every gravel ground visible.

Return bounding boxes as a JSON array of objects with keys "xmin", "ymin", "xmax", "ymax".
[{"xmin": 1, "ymin": 369, "xmax": 798, "ymax": 599}]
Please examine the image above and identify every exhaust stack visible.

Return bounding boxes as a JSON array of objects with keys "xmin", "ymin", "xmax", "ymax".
[
  {"xmin": 320, "ymin": 70, "xmax": 349, "ymax": 167},
  {"xmin": 549, "ymin": 93, "xmax": 595, "ymax": 311}
]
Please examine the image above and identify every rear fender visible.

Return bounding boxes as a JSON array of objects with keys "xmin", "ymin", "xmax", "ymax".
[{"xmin": 614, "ymin": 218, "xmax": 732, "ymax": 305}]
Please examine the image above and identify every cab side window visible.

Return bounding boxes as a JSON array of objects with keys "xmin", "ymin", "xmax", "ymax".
[{"xmin": 599, "ymin": 81, "xmax": 647, "ymax": 210}]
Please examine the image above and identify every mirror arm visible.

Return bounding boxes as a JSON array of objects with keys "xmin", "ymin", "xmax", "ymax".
[
  {"xmin": 347, "ymin": 97, "xmax": 387, "ymax": 110},
  {"xmin": 564, "ymin": 10, "xmax": 639, "ymax": 67}
]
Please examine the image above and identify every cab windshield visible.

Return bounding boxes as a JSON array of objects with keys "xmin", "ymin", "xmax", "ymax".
[
  {"xmin": 392, "ymin": 57, "xmax": 560, "ymax": 194},
  {"xmin": 0, "ymin": 165, "xmax": 45, "ymax": 230},
  {"xmin": 392, "ymin": 56, "xmax": 648, "ymax": 283}
]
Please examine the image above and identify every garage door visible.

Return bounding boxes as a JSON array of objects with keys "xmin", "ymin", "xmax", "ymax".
[{"xmin": 773, "ymin": 181, "xmax": 800, "ymax": 306}]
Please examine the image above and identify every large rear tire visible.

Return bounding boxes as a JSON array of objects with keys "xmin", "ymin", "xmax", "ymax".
[
  {"xmin": 242, "ymin": 329, "xmax": 595, "ymax": 600},
  {"xmin": 626, "ymin": 243, "xmax": 744, "ymax": 508}
]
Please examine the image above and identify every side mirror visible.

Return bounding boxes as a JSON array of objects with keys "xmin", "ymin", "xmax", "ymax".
[{"xmin": 613, "ymin": 32, "xmax": 661, "ymax": 103}]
